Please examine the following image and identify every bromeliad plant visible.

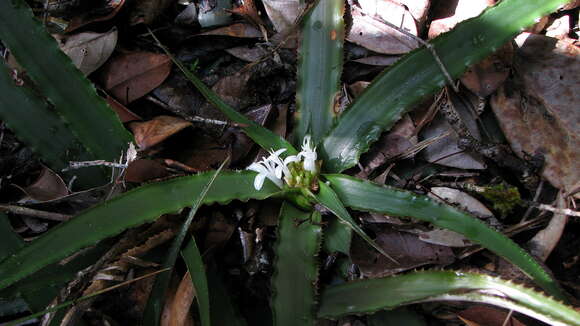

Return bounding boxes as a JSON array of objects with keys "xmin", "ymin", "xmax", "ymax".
[{"xmin": 0, "ymin": 0, "xmax": 578, "ymax": 325}]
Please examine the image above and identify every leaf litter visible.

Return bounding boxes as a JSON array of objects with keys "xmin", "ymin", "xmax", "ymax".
[{"xmin": 0, "ymin": 0, "xmax": 579, "ymax": 325}]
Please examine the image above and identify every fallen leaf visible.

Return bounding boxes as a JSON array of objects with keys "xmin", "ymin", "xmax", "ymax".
[
  {"xmin": 352, "ymin": 55, "xmax": 399, "ymax": 66},
  {"xmin": 351, "ymin": 226, "xmax": 455, "ymax": 278},
  {"xmin": 262, "ymin": 0, "xmax": 304, "ymax": 33},
  {"xmin": 99, "ymin": 52, "xmax": 172, "ymax": 105},
  {"xmin": 124, "ymin": 159, "xmax": 169, "ymax": 183},
  {"xmin": 175, "ymin": 3, "xmax": 198, "ymax": 25},
  {"xmin": 199, "ymin": 23, "xmax": 262, "ymax": 38},
  {"xmin": 545, "ymin": 14, "xmax": 571, "ymax": 40},
  {"xmin": 60, "ymin": 27, "xmax": 118, "ymax": 75},
  {"xmin": 229, "ymin": 0, "xmax": 266, "ymax": 28},
  {"xmin": 490, "ymin": 33, "xmax": 580, "ymax": 195},
  {"xmin": 348, "ymin": 4, "xmax": 418, "ymax": 55},
  {"xmin": 130, "ymin": 115, "xmax": 192, "ymax": 150},
  {"xmin": 66, "ymin": 0, "xmax": 126, "ymax": 33},
  {"xmin": 225, "ymin": 45, "xmax": 268, "ymax": 62},
  {"xmin": 398, "ymin": 0, "xmax": 431, "ymax": 33},
  {"xmin": 19, "ymin": 166, "xmax": 69, "ymax": 202},
  {"xmin": 161, "ymin": 272, "xmax": 195, "ymax": 326},
  {"xmin": 103, "ymin": 93, "xmax": 142, "ymax": 123},
  {"xmin": 460, "ymin": 42, "xmax": 514, "ymax": 97}
]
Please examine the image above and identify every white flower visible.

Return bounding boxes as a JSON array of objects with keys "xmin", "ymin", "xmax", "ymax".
[
  {"xmin": 247, "ymin": 149, "xmax": 290, "ymax": 190},
  {"xmin": 298, "ymin": 135, "xmax": 317, "ymax": 172}
]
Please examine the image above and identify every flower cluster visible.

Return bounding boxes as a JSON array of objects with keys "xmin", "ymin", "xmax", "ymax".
[{"xmin": 247, "ymin": 135, "xmax": 318, "ymax": 190}]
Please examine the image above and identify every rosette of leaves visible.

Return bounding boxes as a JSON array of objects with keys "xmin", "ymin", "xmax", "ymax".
[{"xmin": 0, "ymin": 0, "xmax": 577, "ymax": 325}]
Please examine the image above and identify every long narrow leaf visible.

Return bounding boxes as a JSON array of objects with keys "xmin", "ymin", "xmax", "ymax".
[
  {"xmin": 0, "ymin": 61, "xmax": 104, "ymax": 184},
  {"xmin": 0, "ymin": 0, "xmax": 132, "ymax": 165},
  {"xmin": 324, "ymin": 174, "xmax": 566, "ymax": 300},
  {"xmin": 319, "ymin": 0, "xmax": 570, "ymax": 172},
  {"xmin": 272, "ymin": 202, "xmax": 322, "ymax": 326},
  {"xmin": 294, "ymin": 0, "xmax": 344, "ymax": 144},
  {"xmin": 181, "ymin": 237, "xmax": 211, "ymax": 326},
  {"xmin": 143, "ymin": 160, "xmax": 227, "ymax": 325},
  {"xmin": 316, "ymin": 181, "xmax": 396, "ymax": 263},
  {"xmin": 148, "ymin": 31, "xmax": 298, "ymax": 156},
  {"xmin": 0, "ymin": 171, "xmax": 283, "ymax": 291},
  {"xmin": 0, "ymin": 213, "xmax": 24, "ymax": 263},
  {"xmin": 318, "ymin": 270, "xmax": 579, "ymax": 326}
]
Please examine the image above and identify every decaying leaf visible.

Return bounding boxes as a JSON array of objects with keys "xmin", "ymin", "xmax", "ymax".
[
  {"xmin": 99, "ymin": 52, "xmax": 172, "ymax": 104},
  {"xmin": 130, "ymin": 115, "xmax": 192, "ymax": 150},
  {"xmin": 60, "ymin": 27, "xmax": 118, "ymax": 75},
  {"xmin": 198, "ymin": 0, "xmax": 233, "ymax": 28},
  {"xmin": 66, "ymin": 0, "xmax": 126, "ymax": 33},
  {"xmin": 490, "ymin": 33, "xmax": 580, "ymax": 195}
]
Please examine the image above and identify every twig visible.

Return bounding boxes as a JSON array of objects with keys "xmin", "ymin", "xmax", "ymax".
[
  {"xmin": 536, "ymin": 203, "xmax": 580, "ymax": 218},
  {"xmin": 0, "ymin": 204, "xmax": 71, "ymax": 221}
]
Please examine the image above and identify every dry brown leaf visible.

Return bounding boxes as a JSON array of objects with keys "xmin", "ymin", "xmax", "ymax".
[
  {"xmin": 348, "ymin": 4, "xmax": 418, "ymax": 55},
  {"xmin": 490, "ymin": 33, "xmax": 580, "ymax": 195},
  {"xmin": 19, "ymin": 166, "xmax": 69, "ymax": 202},
  {"xmin": 461, "ymin": 42, "xmax": 514, "ymax": 97},
  {"xmin": 458, "ymin": 305, "xmax": 526, "ymax": 326},
  {"xmin": 130, "ymin": 115, "xmax": 192, "ymax": 150},
  {"xmin": 199, "ymin": 23, "xmax": 262, "ymax": 38},
  {"xmin": 351, "ymin": 226, "xmax": 455, "ymax": 278},
  {"xmin": 124, "ymin": 159, "xmax": 170, "ymax": 183},
  {"xmin": 161, "ymin": 272, "xmax": 195, "ymax": 326},
  {"xmin": 99, "ymin": 52, "xmax": 172, "ymax": 104},
  {"xmin": 103, "ymin": 93, "xmax": 142, "ymax": 123},
  {"xmin": 60, "ymin": 27, "xmax": 118, "ymax": 75}
]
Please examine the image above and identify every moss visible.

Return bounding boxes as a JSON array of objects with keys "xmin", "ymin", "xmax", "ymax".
[{"xmin": 480, "ymin": 183, "xmax": 522, "ymax": 217}]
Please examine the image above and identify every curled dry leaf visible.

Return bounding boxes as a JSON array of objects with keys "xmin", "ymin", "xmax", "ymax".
[
  {"xmin": 99, "ymin": 52, "xmax": 172, "ymax": 105},
  {"xmin": 18, "ymin": 166, "xmax": 69, "ymax": 202},
  {"xmin": 490, "ymin": 33, "xmax": 580, "ymax": 196},
  {"xmin": 60, "ymin": 27, "xmax": 118, "ymax": 75},
  {"xmin": 129, "ymin": 0, "xmax": 175, "ymax": 25},
  {"xmin": 124, "ymin": 159, "xmax": 169, "ymax": 183},
  {"xmin": 129, "ymin": 115, "xmax": 192, "ymax": 150},
  {"xmin": 348, "ymin": 3, "xmax": 418, "ymax": 55}
]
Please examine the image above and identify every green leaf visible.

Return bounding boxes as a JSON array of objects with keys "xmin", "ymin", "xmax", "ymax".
[
  {"xmin": 272, "ymin": 202, "xmax": 322, "ymax": 326},
  {"xmin": 319, "ymin": 0, "xmax": 571, "ymax": 172},
  {"xmin": 294, "ymin": 0, "xmax": 344, "ymax": 144},
  {"xmin": 0, "ymin": 61, "xmax": 104, "ymax": 185},
  {"xmin": 324, "ymin": 174, "xmax": 566, "ymax": 300},
  {"xmin": 0, "ymin": 0, "xmax": 132, "ymax": 167},
  {"xmin": 322, "ymin": 216, "xmax": 351, "ymax": 255},
  {"xmin": 143, "ymin": 160, "xmax": 226, "ymax": 326},
  {"xmin": 148, "ymin": 31, "xmax": 298, "ymax": 157},
  {"xmin": 315, "ymin": 181, "xmax": 396, "ymax": 263},
  {"xmin": 0, "ymin": 171, "xmax": 283, "ymax": 291},
  {"xmin": 207, "ymin": 264, "xmax": 247, "ymax": 326},
  {"xmin": 318, "ymin": 270, "xmax": 580, "ymax": 326},
  {"xmin": 182, "ymin": 237, "xmax": 211, "ymax": 326},
  {"xmin": 0, "ymin": 213, "xmax": 24, "ymax": 263}
]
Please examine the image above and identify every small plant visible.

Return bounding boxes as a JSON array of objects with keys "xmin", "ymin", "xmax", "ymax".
[{"xmin": 0, "ymin": 0, "xmax": 577, "ymax": 325}]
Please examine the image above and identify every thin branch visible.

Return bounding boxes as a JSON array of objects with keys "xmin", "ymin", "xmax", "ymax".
[{"xmin": 0, "ymin": 204, "xmax": 71, "ymax": 221}]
